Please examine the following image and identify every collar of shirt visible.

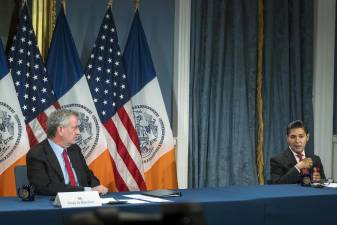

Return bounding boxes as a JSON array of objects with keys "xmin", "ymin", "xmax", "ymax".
[
  {"xmin": 289, "ymin": 146, "xmax": 306, "ymax": 163},
  {"xmin": 48, "ymin": 139, "xmax": 64, "ymax": 158}
]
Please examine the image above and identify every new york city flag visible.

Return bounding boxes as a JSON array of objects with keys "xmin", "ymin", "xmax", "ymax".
[{"xmin": 123, "ymin": 10, "xmax": 177, "ymax": 189}]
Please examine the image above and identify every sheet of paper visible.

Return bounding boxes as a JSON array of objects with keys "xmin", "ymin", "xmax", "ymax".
[
  {"xmin": 100, "ymin": 197, "xmax": 117, "ymax": 204},
  {"xmin": 323, "ymin": 183, "xmax": 337, "ymax": 188},
  {"xmin": 101, "ymin": 197, "xmax": 148, "ymax": 204},
  {"xmin": 122, "ymin": 199, "xmax": 149, "ymax": 204},
  {"xmin": 123, "ymin": 194, "xmax": 172, "ymax": 202}
]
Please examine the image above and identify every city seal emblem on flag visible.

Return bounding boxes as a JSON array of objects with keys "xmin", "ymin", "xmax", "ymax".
[
  {"xmin": 133, "ymin": 105, "xmax": 165, "ymax": 163},
  {"xmin": 0, "ymin": 102, "xmax": 22, "ymax": 163},
  {"xmin": 62, "ymin": 104, "xmax": 100, "ymax": 159}
]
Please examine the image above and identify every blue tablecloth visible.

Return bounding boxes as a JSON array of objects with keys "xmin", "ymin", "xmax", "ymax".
[{"xmin": 1, "ymin": 184, "xmax": 337, "ymax": 225}]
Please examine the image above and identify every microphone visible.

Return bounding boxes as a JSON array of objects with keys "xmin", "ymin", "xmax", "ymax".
[
  {"xmin": 301, "ymin": 168, "xmax": 311, "ymax": 186},
  {"xmin": 17, "ymin": 184, "xmax": 35, "ymax": 201}
]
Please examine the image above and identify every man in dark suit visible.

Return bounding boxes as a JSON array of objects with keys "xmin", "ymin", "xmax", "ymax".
[
  {"xmin": 270, "ymin": 120, "xmax": 325, "ymax": 184},
  {"xmin": 27, "ymin": 109, "xmax": 108, "ymax": 196}
]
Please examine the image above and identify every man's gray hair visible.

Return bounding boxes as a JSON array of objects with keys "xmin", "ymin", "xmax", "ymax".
[{"xmin": 47, "ymin": 109, "xmax": 79, "ymax": 138}]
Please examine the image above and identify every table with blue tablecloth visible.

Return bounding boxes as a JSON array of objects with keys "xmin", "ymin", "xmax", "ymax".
[{"xmin": 1, "ymin": 184, "xmax": 337, "ymax": 225}]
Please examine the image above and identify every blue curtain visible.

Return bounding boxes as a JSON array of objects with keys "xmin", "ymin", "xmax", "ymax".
[
  {"xmin": 263, "ymin": 0, "xmax": 314, "ymax": 180},
  {"xmin": 189, "ymin": 0, "xmax": 314, "ymax": 187},
  {"xmin": 189, "ymin": 0, "xmax": 258, "ymax": 187}
]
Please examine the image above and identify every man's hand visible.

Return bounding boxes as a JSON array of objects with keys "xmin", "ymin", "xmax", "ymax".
[
  {"xmin": 296, "ymin": 157, "xmax": 313, "ymax": 170},
  {"xmin": 92, "ymin": 185, "xmax": 108, "ymax": 195}
]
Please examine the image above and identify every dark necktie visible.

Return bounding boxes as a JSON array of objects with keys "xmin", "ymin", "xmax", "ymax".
[{"xmin": 62, "ymin": 149, "xmax": 76, "ymax": 186}]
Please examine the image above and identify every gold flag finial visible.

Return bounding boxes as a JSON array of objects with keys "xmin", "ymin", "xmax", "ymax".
[
  {"xmin": 134, "ymin": 0, "xmax": 140, "ymax": 10},
  {"xmin": 107, "ymin": 0, "xmax": 113, "ymax": 8}
]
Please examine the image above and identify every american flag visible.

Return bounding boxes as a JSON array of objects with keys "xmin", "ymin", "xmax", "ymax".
[
  {"xmin": 8, "ymin": 3, "xmax": 59, "ymax": 147},
  {"xmin": 85, "ymin": 7, "xmax": 146, "ymax": 191}
]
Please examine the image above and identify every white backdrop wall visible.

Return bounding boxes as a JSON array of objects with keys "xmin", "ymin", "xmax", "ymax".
[{"xmin": 313, "ymin": 0, "xmax": 336, "ymax": 180}]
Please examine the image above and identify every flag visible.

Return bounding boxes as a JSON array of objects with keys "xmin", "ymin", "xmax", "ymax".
[
  {"xmin": 0, "ymin": 39, "xmax": 30, "ymax": 196},
  {"xmin": 46, "ymin": 6, "xmax": 115, "ymax": 191},
  {"xmin": 123, "ymin": 10, "xmax": 178, "ymax": 189},
  {"xmin": 84, "ymin": 7, "xmax": 146, "ymax": 191},
  {"xmin": 2, "ymin": 3, "xmax": 58, "ymax": 196}
]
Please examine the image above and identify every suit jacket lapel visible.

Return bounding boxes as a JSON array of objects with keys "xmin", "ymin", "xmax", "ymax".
[
  {"xmin": 286, "ymin": 148, "xmax": 298, "ymax": 167},
  {"xmin": 305, "ymin": 151, "xmax": 314, "ymax": 158},
  {"xmin": 44, "ymin": 140, "xmax": 64, "ymax": 181}
]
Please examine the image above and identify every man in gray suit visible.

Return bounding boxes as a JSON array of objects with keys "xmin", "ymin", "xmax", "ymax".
[
  {"xmin": 27, "ymin": 109, "xmax": 108, "ymax": 196},
  {"xmin": 270, "ymin": 120, "xmax": 325, "ymax": 184}
]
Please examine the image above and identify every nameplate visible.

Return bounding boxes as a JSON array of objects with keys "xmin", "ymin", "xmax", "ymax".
[{"xmin": 53, "ymin": 191, "xmax": 102, "ymax": 208}]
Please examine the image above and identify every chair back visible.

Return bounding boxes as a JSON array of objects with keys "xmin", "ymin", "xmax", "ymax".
[{"xmin": 14, "ymin": 165, "xmax": 29, "ymax": 191}]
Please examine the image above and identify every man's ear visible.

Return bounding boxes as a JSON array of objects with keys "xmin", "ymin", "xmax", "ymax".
[
  {"xmin": 57, "ymin": 126, "xmax": 63, "ymax": 136},
  {"xmin": 307, "ymin": 133, "xmax": 310, "ymax": 141}
]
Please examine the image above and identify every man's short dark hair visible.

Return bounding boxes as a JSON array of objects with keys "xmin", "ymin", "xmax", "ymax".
[{"xmin": 286, "ymin": 120, "xmax": 308, "ymax": 136}]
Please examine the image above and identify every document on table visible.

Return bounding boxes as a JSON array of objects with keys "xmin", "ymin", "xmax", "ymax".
[
  {"xmin": 101, "ymin": 197, "xmax": 148, "ymax": 204},
  {"xmin": 123, "ymin": 194, "xmax": 172, "ymax": 203},
  {"xmin": 323, "ymin": 183, "xmax": 337, "ymax": 188}
]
